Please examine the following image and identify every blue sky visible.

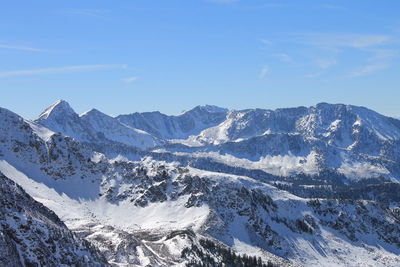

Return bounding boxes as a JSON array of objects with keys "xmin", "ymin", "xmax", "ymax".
[{"xmin": 1, "ymin": 0, "xmax": 399, "ymax": 119}]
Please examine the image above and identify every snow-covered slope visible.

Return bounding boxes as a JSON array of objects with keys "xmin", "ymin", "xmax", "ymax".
[
  {"xmin": 36, "ymin": 100, "xmax": 161, "ymax": 150},
  {"xmin": 1, "ymin": 154, "xmax": 399, "ymax": 267}
]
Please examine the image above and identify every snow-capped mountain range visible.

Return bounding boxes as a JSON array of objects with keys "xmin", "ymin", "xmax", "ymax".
[
  {"xmin": 37, "ymin": 100, "xmax": 400, "ymax": 182},
  {"xmin": 37, "ymin": 100, "xmax": 161, "ymax": 150},
  {"xmin": 1, "ymin": 100, "xmax": 400, "ymax": 266}
]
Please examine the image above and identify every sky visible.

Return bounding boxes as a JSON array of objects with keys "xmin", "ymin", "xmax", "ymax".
[{"xmin": 0, "ymin": 0, "xmax": 399, "ymax": 119}]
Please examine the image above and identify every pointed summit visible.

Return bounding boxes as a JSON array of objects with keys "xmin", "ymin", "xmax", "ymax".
[
  {"xmin": 38, "ymin": 100, "xmax": 76, "ymax": 120},
  {"xmin": 80, "ymin": 108, "xmax": 109, "ymax": 118}
]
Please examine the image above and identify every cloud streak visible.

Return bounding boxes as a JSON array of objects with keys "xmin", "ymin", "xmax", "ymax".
[
  {"xmin": 259, "ymin": 66, "xmax": 269, "ymax": 78},
  {"xmin": 261, "ymin": 39, "xmax": 272, "ymax": 46},
  {"xmin": 290, "ymin": 32, "xmax": 397, "ymax": 77},
  {"xmin": 124, "ymin": 76, "xmax": 138, "ymax": 83},
  {"xmin": 207, "ymin": 0, "xmax": 237, "ymax": 3},
  {"xmin": 0, "ymin": 64, "xmax": 127, "ymax": 78},
  {"xmin": 0, "ymin": 44, "xmax": 47, "ymax": 52},
  {"xmin": 272, "ymin": 53, "xmax": 294, "ymax": 64},
  {"xmin": 65, "ymin": 9, "xmax": 108, "ymax": 18},
  {"xmin": 317, "ymin": 4, "xmax": 343, "ymax": 9},
  {"xmin": 367, "ymin": 49, "xmax": 397, "ymax": 62},
  {"xmin": 298, "ymin": 33, "xmax": 391, "ymax": 49},
  {"xmin": 305, "ymin": 72, "xmax": 322, "ymax": 78},
  {"xmin": 316, "ymin": 59, "xmax": 337, "ymax": 69},
  {"xmin": 347, "ymin": 63, "xmax": 388, "ymax": 77}
]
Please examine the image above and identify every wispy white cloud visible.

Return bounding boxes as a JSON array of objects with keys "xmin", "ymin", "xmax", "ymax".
[
  {"xmin": 315, "ymin": 58, "xmax": 337, "ymax": 69},
  {"xmin": 317, "ymin": 4, "xmax": 343, "ymax": 9},
  {"xmin": 207, "ymin": 0, "xmax": 236, "ymax": 4},
  {"xmin": 261, "ymin": 31, "xmax": 397, "ymax": 78},
  {"xmin": 254, "ymin": 3, "xmax": 295, "ymax": 9},
  {"xmin": 0, "ymin": 64, "xmax": 127, "ymax": 78},
  {"xmin": 367, "ymin": 49, "xmax": 397, "ymax": 62},
  {"xmin": 272, "ymin": 53, "xmax": 294, "ymax": 63},
  {"xmin": 261, "ymin": 39, "xmax": 272, "ymax": 46},
  {"xmin": 346, "ymin": 48, "xmax": 396, "ymax": 78},
  {"xmin": 298, "ymin": 33, "xmax": 391, "ymax": 50},
  {"xmin": 347, "ymin": 63, "xmax": 388, "ymax": 77},
  {"xmin": 128, "ymin": 7, "xmax": 177, "ymax": 11},
  {"xmin": 65, "ymin": 9, "xmax": 108, "ymax": 18},
  {"xmin": 294, "ymin": 32, "xmax": 397, "ymax": 77},
  {"xmin": 124, "ymin": 76, "xmax": 138, "ymax": 83},
  {"xmin": 305, "ymin": 72, "xmax": 323, "ymax": 78},
  {"xmin": 259, "ymin": 66, "xmax": 269, "ymax": 78},
  {"xmin": 0, "ymin": 44, "xmax": 47, "ymax": 52}
]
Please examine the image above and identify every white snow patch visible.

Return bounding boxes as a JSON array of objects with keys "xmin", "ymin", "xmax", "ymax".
[
  {"xmin": 136, "ymin": 247, "xmax": 150, "ymax": 266},
  {"xmin": 86, "ymin": 196, "xmax": 210, "ymax": 232}
]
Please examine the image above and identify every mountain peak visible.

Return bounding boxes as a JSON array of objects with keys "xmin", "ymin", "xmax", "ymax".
[
  {"xmin": 188, "ymin": 105, "xmax": 229, "ymax": 114},
  {"xmin": 314, "ymin": 102, "xmax": 347, "ymax": 109},
  {"xmin": 38, "ymin": 99, "xmax": 76, "ymax": 120},
  {"xmin": 80, "ymin": 108, "xmax": 108, "ymax": 118}
]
